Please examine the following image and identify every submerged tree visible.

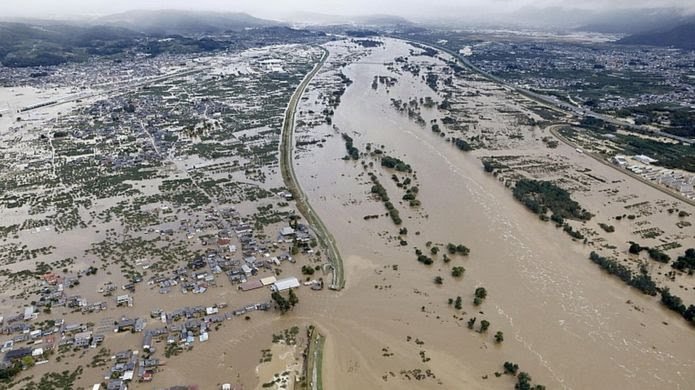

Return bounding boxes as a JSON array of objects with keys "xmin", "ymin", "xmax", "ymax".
[
  {"xmin": 288, "ymin": 288, "xmax": 299, "ymax": 307},
  {"xmin": 467, "ymin": 317, "xmax": 476, "ymax": 329},
  {"xmin": 271, "ymin": 291, "xmax": 291, "ymax": 313},
  {"xmin": 503, "ymin": 361, "xmax": 519, "ymax": 375},
  {"xmin": 494, "ymin": 331, "xmax": 504, "ymax": 343},
  {"xmin": 474, "ymin": 287, "xmax": 487, "ymax": 305}
]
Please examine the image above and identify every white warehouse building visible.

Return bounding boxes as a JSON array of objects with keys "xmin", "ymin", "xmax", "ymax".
[{"xmin": 271, "ymin": 277, "xmax": 300, "ymax": 292}]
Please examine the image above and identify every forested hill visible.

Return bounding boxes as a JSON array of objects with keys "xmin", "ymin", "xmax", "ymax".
[
  {"xmin": 0, "ymin": 22, "xmax": 141, "ymax": 67},
  {"xmin": 0, "ymin": 13, "xmax": 324, "ymax": 68}
]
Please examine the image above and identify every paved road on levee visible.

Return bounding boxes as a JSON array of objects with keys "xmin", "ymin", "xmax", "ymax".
[{"xmin": 279, "ymin": 47, "xmax": 345, "ymax": 290}]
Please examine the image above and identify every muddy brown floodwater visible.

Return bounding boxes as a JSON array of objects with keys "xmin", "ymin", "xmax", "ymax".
[{"xmin": 291, "ymin": 38, "xmax": 695, "ymax": 389}]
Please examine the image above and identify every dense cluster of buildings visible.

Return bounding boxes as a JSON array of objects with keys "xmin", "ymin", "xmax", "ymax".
[
  {"xmin": 612, "ymin": 154, "xmax": 695, "ymax": 199},
  {"xmin": 470, "ymin": 40, "xmax": 695, "ymax": 111},
  {"xmin": 0, "ymin": 206, "xmax": 315, "ymax": 387}
]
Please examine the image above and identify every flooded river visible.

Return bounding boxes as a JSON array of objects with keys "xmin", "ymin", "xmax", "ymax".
[{"xmin": 292, "ymin": 38, "xmax": 695, "ymax": 389}]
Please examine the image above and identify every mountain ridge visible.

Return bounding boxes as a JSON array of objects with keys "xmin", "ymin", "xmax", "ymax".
[
  {"xmin": 617, "ymin": 22, "xmax": 695, "ymax": 49},
  {"xmin": 96, "ymin": 9, "xmax": 280, "ymax": 35}
]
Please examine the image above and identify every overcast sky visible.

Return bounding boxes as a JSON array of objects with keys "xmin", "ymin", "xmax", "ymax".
[{"xmin": 2, "ymin": 0, "xmax": 694, "ymax": 19}]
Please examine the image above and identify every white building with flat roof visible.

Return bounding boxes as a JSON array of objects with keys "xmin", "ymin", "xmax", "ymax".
[
  {"xmin": 271, "ymin": 277, "xmax": 300, "ymax": 292},
  {"xmin": 634, "ymin": 154, "xmax": 658, "ymax": 164}
]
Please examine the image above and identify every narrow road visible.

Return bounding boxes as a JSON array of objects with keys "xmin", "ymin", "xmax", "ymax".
[
  {"xmin": 279, "ymin": 47, "xmax": 346, "ymax": 290},
  {"xmin": 140, "ymin": 119, "xmax": 160, "ymax": 156},
  {"xmin": 307, "ymin": 328, "xmax": 325, "ymax": 390}
]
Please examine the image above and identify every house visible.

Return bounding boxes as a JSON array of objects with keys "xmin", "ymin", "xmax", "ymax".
[
  {"xmin": 106, "ymin": 379, "xmax": 127, "ymax": 390},
  {"xmin": 141, "ymin": 358, "xmax": 159, "ymax": 370},
  {"xmin": 228, "ymin": 273, "xmax": 244, "ymax": 284},
  {"xmin": 205, "ymin": 307, "xmax": 218, "ymax": 315},
  {"xmin": 1, "ymin": 340, "xmax": 13, "ymax": 353},
  {"xmin": 203, "ymin": 315, "xmax": 224, "ymax": 323},
  {"xmin": 116, "ymin": 319, "xmax": 136, "ymax": 332},
  {"xmin": 134, "ymin": 318, "xmax": 145, "ymax": 333},
  {"xmin": 23, "ymin": 307, "xmax": 35, "ymax": 321},
  {"xmin": 277, "ymin": 191, "xmax": 293, "ymax": 201},
  {"xmin": 42, "ymin": 273, "xmax": 62, "ymax": 285},
  {"xmin": 271, "ymin": 277, "xmax": 300, "ymax": 292},
  {"xmin": 189, "ymin": 258, "xmax": 205, "ymax": 270},
  {"xmin": 74, "ymin": 331, "xmax": 93, "ymax": 348},
  {"xmin": 241, "ymin": 264, "xmax": 253, "ymax": 276},
  {"xmin": 612, "ymin": 155, "xmax": 627, "ymax": 166},
  {"xmin": 116, "ymin": 295, "xmax": 133, "ymax": 307},
  {"xmin": 280, "ymin": 227, "xmax": 295, "ymax": 237},
  {"xmin": 3, "ymin": 347, "xmax": 32, "ymax": 362},
  {"xmin": 184, "ymin": 319, "xmax": 201, "ymax": 331},
  {"xmin": 92, "ymin": 334, "xmax": 105, "ymax": 346},
  {"xmin": 142, "ymin": 332, "xmax": 153, "ymax": 351},
  {"xmin": 140, "ymin": 370, "xmax": 154, "ymax": 382},
  {"xmin": 239, "ymin": 279, "xmax": 264, "ymax": 292},
  {"xmin": 63, "ymin": 323, "xmax": 85, "ymax": 334},
  {"xmin": 114, "ymin": 350, "xmax": 133, "ymax": 363}
]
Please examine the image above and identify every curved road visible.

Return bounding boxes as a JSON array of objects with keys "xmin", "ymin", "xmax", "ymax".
[{"xmin": 279, "ymin": 47, "xmax": 345, "ymax": 290}]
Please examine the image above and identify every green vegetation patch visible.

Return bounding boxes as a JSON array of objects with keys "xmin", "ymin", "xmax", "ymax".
[
  {"xmin": 513, "ymin": 179, "xmax": 592, "ymax": 221},
  {"xmin": 589, "ymin": 251, "xmax": 657, "ymax": 296}
]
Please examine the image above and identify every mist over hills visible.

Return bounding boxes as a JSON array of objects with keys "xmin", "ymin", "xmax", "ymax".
[
  {"xmin": 1, "ymin": 5, "xmax": 694, "ymax": 68},
  {"xmin": 515, "ymin": 6, "xmax": 693, "ymax": 34},
  {"xmin": 283, "ymin": 11, "xmax": 412, "ymax": 26},
  {"xmin": 0, "ymin": 10, "xmax": 328, "ymax": 68},
  {"xmin": 618, "ymin": 23, "xmax": 695, "ymax": 49},
  {"xmin": 95, "ymin": 9, "xmax": 279, "ymax": 35},
  {"xmin": 575, "ymin": 8, "xmax": 694, "ymax": 34},
  {"xmin": 414, "ymin": 6, "xmax": 694, "ymax": 35}
]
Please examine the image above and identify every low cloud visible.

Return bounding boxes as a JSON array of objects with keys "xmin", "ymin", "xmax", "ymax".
[{"xmin": 2, "ymin": 0, "xmax": 693, "ymax": 19}]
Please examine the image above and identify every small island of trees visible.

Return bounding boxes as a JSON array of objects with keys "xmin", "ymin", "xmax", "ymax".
[
  {"xmin": 589, "ymin": 251, "xmax": 657, "ymax": 296},
  {"xmin": 512, "ymin": 179, "xmax": 592, "ymax": 222}
]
